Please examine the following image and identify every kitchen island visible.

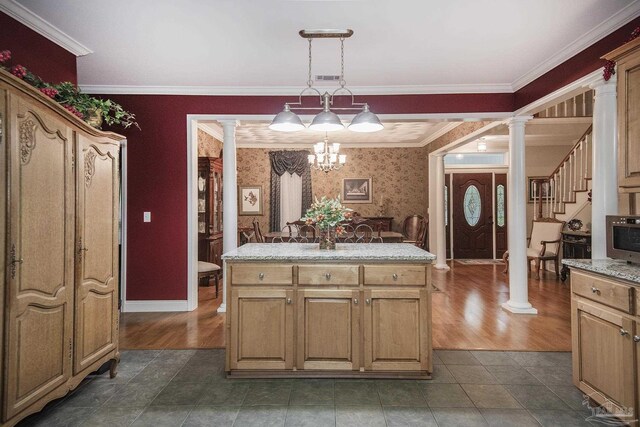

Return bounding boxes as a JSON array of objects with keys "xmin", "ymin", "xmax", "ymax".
[{"xmin": 221, "ymin": 243, "xmax": 435, "ymax": 378}]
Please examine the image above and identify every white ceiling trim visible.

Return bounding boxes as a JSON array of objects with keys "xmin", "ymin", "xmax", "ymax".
[
  {"xmin": 197, "ymin": 122, "xmax": 223, "ymax": 141},
  {"xmin": 0, "ymin": 0, "xmax": 93, "ymax": 56},
  {"xmin": 420, "ymin": 122, "xmax": 462, "ymax": 146},
  {"xmin": 236, "ymin": 141, "xmax": 432, "ymax": 149},
  {"xmin": 511, "ymin": 0, "xmax": 640, "ymax": 91},
  {"xmin": 79, "ymin": 83, "xmax": 514, "ymax": 96}
]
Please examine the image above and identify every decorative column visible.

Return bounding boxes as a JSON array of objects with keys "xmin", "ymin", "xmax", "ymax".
[
  {"xmin": 502, "ymin": 116, "xmax": 537, "ymax": 314},
  {"xmin": 218, "ymin": 120, "xmax": 239, "ymax": 313},
  {"xmin": 590, "ymin": 76, "xmax": 618, "ymax": 259},
  {"xmin": 434, "ymin": 154, "xmax": 449, "ymax": 270}
]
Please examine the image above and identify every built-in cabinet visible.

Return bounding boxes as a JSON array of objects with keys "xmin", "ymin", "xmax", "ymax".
[
  {"xmin": 225, "ymin": 261, "xmax": 432, "ymax": 378},
  {"xmin": 0, "ymin": 69, "xmax": 121, "ymax": 426},
  {"xmin": 605, "ymin": 37, "xmax": 640, "ymax": 193},
  {"xmin": 198, "ymin": 157, "xmax": 223, "ymax": 269},
  {"xmin": 570, "ymin": 268, "xmax": 638, "ymax": 424}
]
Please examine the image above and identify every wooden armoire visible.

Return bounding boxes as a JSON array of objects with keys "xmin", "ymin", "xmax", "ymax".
[
  {"xmin": 198, "ymin": 157, "xmax": 223, "ymax": 269},
  {"xmin": 0, "ymin": 69, "xmax": 121, "ymax": 426}
]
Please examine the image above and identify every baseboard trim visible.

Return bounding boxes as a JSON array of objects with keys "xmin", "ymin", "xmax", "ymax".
[{"xmin": 122, "ymin": 300, "xmax": 189, "ymax": 313}]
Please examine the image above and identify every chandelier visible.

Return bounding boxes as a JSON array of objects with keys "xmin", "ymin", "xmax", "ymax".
[
  {"xmin": 308, "ymin": 135, "xmax": 346, "ymax": 173},
  {"xmin": 269, "ymin": 29, "xmax": 384, "ymax": 133}
]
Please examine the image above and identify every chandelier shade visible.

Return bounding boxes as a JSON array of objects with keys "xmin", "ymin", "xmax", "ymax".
[
  {"xmin": 268, "ymin": 104, "xmax": 305, "ymax": 132},
  {"xmin": 348, "ymin": 104, "xmax": 384, "ymax": 133},
  {"xmin": 308, "ymin": 135, "xmax": 346, "ymax": 173},
  {"xmin": 269, "ymin": 29, "xmax": 383, "ymax": 134}
]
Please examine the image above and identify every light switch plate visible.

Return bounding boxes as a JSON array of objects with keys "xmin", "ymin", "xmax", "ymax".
[{"xmin": 143, "ymin": 212, "xmax": 151, "ymax": 222}]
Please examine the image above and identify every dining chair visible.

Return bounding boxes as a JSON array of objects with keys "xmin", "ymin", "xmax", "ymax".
[
  {"xmin": 252, "ymin": 219, "xmax": 266, "ymax": 243},
  {"xmin": 343, "ymin": 223, "xmax": 383, "ymax": 243},
  {"xmin": 403, "ymin": 215, "xmax": 425, "ymax": 242}
]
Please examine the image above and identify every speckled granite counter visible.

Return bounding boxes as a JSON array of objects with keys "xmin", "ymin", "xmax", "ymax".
[
  {"xmin": 222, "ymin": 243, "xmax": 435, "ymax": 263},
  {"xmin": 562, "ymin": 259, "xmax": 640, "ymax": 285}
]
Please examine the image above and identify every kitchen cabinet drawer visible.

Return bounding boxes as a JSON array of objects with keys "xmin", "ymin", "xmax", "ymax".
[
  {"xmin": 364, "ymin": 265, "xmax": 426, "ymax": 286},
  {"xmin": 298, "ymin": 265, "xmax": 359, "ymax": 286},
  {"xmin": 572, "ymin": 270, "xmax": 633, "ymax": 313},
  {"xmin": 231, "ymin": 264, "xmax": 294, "ymax": 285}
]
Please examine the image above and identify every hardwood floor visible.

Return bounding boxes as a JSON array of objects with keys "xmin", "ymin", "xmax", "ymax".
[
  {"xmin": 432, "ymin": 261, "xmax": 571, "ymax": 351},
  {"xmin": 119, "ymin": 262, "xmax": 571, "ymax": 351},
  {"xmin": 119, "ymin": 286, "xmax": 225, "ymax": 349}
]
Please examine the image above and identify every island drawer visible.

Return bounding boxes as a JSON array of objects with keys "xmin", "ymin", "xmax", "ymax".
[
  {"xmin": 572, "ymin": 270, "xmax": 634, "ymax": 313},
  {"xmin": 363, "ymin": 265, "xmax": 426, "ymax": 286},
  {"xmin": 231, "ymin": 264, "xmax": 294, "ymax": 285},
  {"xmin": 298, "ymin": 265, "xmax": 359, "ymax": 286}
]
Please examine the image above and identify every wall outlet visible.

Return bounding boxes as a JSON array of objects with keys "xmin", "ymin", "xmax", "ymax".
[{"xmin": 143, "ymin": 212, "xmax": 151, "ymax": 222}]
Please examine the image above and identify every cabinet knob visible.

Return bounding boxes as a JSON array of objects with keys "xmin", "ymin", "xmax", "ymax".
[
  {"xmin": 365, "ymin": 298, "xmax": 371, "ymax": 305},
  {"xmin": 286, "ymin": 298, "xmax": 292, "ymax": 304},
  {"xmin": 325, "ymin": 272, "xmax": 332, "ymax": 280},
  {"xmin": 634, "ymin": 335, "xmax": 640, "ymax": 343},
  {"xmin": 591, "ymin": 286, "xmax": 600, "ymax": 295},
  {"xmin": 258, "ymin": 272, "xmax": 264, "ymax": 280},
  {"xmin": 392, "ymin": 273, "xmax": 398, "ymax": 280},
  {"xmin": 353, "ymin": 298, "xmax": 358, "ymax": 305},
  {"xmin": 620, "ymin": 328, "xmax": 630, "ymax": 336}
]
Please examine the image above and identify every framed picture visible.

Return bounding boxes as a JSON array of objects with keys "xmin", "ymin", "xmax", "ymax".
[
  {"xmin": 528, "ymin": 177, "xmax": 553, "ymax": 202},
  {"xmin": 342, "ymin": 178, "xmax": 372, "ymax": 203},
  {"xmin": 239, "ymin": 185, "xmax": 263, "ymax": 215}
]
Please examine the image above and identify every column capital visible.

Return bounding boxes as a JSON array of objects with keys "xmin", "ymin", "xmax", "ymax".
[
  {"xmin": 505, "ymin": 116, "xmax": 533, "ymax": 128},
  {"xmin": 219, "ymin": 120, "xmax": 240, "ymax": 129}
]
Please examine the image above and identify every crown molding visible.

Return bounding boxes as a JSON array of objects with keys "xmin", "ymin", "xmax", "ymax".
[
  {"xmin": 79, "ymin": 83, "xmax": 513, "ymax": 96},
  {"xmin": 511, "ymin": 0, "xmax": 640, "ymax": 91},
  {"xmin": 421, "ymin": 122, "xmax": 462, "ymax": 146},
  {"xmin": 197, "ymin": 122, "xmax": 223, "ymax": 141},
  {"xmin": 0, "ymin": 0, "xmax": 92, "ymax": 56}
]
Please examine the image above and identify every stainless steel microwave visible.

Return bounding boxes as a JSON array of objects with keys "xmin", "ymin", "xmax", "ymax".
[{"xmin": 606, "ymin": 215, "xmax": 640, "ymax": 264}]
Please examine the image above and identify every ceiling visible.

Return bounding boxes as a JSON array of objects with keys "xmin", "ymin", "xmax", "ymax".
[
  {"xmin": 200, "ymin": 120, "xmax": 460, "ymax": 148},
  {"xmin": 6, "ymin": 0, "xmax": 639, "ymax": 94}
]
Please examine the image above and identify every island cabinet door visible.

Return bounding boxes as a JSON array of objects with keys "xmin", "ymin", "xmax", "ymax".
[
  {"xmin": 572, "ymin": 299, "xmax": 635, "ymax": 418},
  {"xmin": 229, "ymin": 288, "xmax": 294, "ymax": 370},
  {"xmin": 296, "ymin": 289, "xmax": 360, "ymax": 371},
  {"xmin": 363, "ymin": 289, "xmax": 428, "ymax": 371}
]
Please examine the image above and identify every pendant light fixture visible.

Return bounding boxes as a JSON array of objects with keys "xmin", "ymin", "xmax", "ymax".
[
  {"xmin": 269, "ymin": 29, "xmax": 383, "ymax": 133},
  {"xmin": 307, "ymin": 133, "xmax": 347, "ymax": 173}
]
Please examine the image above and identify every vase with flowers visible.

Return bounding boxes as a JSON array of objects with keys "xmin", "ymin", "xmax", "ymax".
[{"xmin": 302, "ymin": 196, "xmax": 352, "ymax": 250}]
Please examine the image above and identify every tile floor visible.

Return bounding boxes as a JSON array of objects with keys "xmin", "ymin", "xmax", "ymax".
[{"xmin": 19, "ymin": 350, "xmax": 604, "ymax": 426}]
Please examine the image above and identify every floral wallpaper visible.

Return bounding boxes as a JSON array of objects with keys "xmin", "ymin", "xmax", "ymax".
[
  {"xmin": 236, "ymin": 147, "xmax": 429, "ymax": 232},
  {"xmin": 198, "ymin": 129, "xmax": 223, "ymax": 158}
]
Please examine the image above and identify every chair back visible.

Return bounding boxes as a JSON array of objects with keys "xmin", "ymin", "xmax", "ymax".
[
  {"xmin": 343, "ymin": 224, "xmax": 383, "ymax": 243},
  {"xmin": 415, "ymin": 219, "xmax": 428, "ymax": 249},
  {"xmin": 529, "ymin": 218, "xmax": 564, "ymax": 255},
  {"xmin": 252, "ymin": 219, "xmax": 265, "ymax": 243},
  {"xmin": 272, "ymin": 225, "xmax": 316, "ymax": 243},
  {"xmin": 403, "ymin": 215, "xmax": 425, "ymax": 241}
]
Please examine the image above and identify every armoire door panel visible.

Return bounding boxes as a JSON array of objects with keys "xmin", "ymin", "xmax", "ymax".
[
  {"xmin": 74, "ymin": 135, "xmax": 119, "ymax": 373},
  {"xmin": 5, "ymin": 94, "xmax": 74, "ymax": 419}
]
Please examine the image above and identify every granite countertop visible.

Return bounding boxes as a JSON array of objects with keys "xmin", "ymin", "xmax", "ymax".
[
  {"xmin": 222, "ymin": 243, "xmax": 436, "ymax": 263},
  {"xmin": 562, "ymin": 259, "xmax": 640, "ymax": 284}
]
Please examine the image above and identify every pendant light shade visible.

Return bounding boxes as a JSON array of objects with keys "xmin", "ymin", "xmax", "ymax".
[
  {"xmin": 348, "ymin": 104, "xmax": 384, "ymax": 133},
  {"xmin": 309, "ymin": 109, "xmax": 344, "ymax": 132},
  {"xmin": 269, "ymin": 104, "xmax": 305, "ymax": 132}
]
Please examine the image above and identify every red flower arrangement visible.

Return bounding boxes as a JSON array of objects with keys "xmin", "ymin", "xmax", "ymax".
[
  {"xmin": 0, "ymin": 49, "xmax": 139, "ymax": 130},
  {"xmin": 604, "ymin": 26, "xmax": 640, "ymax": 81}
]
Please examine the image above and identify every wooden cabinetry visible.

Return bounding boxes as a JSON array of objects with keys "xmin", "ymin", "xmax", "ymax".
[
  {"xmin": 605, "ymin": 38, "xmax": 640, "ymax": 192},
  {"xmin": 0, "ymin": 69, "xmax": 121, "ymax": 426},
  {"xmin": 198, "ymin": 157, "xmax": 223, "ymax": 268},
  {"xmin": 225, "ymin": 255, "xmax": 433, "ymax": 378},
  {"xmin": 570, "ymin": 268, "xmax": 638, "ymax": 424}
]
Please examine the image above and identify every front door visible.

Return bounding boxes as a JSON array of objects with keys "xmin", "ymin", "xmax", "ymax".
[{"xmin": 452, "ymin": 173, "xmax": 493, "ymax": 259}]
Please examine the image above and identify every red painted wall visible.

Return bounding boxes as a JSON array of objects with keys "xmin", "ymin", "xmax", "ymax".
[
  {"xmin": 109, "ymin": 93, "xmax": 513, "ymax": 301},
  {"xmin": 514, "ymin": 16, "xmax": 640, "ymax": 109},
  {"xmin": 0, "ymin": 12, "xmax": 77, "ymax": 84}
]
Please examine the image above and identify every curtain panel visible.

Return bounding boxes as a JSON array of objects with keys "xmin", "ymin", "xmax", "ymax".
[{"xmin": 269, "ymin": 150, "xmax": 313, "ymax": 232}]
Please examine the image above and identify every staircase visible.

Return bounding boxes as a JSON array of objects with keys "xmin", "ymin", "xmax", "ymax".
[{"xmin": 532, "ymin": 125, "xmax": 593, "ymax": 221}]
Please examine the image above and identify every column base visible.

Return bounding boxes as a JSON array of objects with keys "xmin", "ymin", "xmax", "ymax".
[
  {"xmin": 501, "ymin": 301, "xmax": 537, "ymax": 315},
  {"xmin": 434, "ymin": 263, "xmax": 450, "ymax": 271},
  {"xmin": 216, "ymin": 303, "xmax": 227, "ymax": 313}
]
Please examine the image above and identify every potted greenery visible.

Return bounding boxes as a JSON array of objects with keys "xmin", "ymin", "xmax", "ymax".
[{"xmin": 0, "ymin": 50, "xmax": 139, "ymax": 130}]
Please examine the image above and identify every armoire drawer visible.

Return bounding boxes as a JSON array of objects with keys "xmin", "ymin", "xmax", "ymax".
[
  {"xmin": 231, "ymin": 264, "xmax": 294, "ymax": 285},
  {"xmin": 572, "ymin": 270, "xmax": 633, "ymax": 313},
  {"xmin": 298, "ymin": 264, "xmax": 359, "ymax": 285}
]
